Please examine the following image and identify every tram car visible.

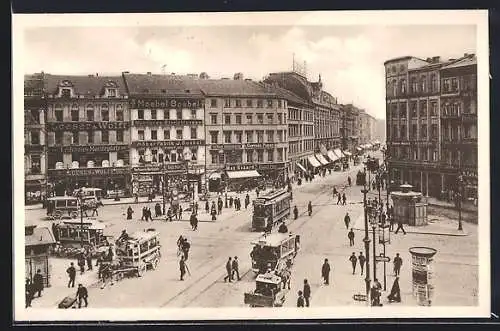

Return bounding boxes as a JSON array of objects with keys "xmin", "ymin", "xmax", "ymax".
[
  {"xmin": 250, "ymin": 232, "xmax": 300, "ymax": 275},
  {"xmin": 251, "ymin": 189, "xmax": 291, "ymax": 232}
]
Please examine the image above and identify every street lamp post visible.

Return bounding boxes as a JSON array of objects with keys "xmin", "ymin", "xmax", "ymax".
[
  {"xmin": 361, "ymin": 186, "xmax": 371, "ymax": 304},
  {"xmin": 78, "ymin": 188, "xmax": 84, "ymax": 248},
  {"xmin": 457, "ymin": 174, "xmax": 463, "ymax": 231}
]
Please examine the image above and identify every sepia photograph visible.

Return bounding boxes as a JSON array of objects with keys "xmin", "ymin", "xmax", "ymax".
[{"xmin": 13, "ymin": 10, "xmax": 489, "ymax": 321}]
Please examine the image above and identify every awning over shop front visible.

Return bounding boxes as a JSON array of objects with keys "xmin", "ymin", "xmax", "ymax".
[
  {"xmin": 308, "ymin": 155, "xmax": 322, "ymax": 168},
  {"xmin": 315, "ymin": 154, "xmax": 330, "ymax": 166},
  {"xmin": 343, "ymin": 150, "xmax": 352, "ymax": 156},
  {"xmin": 327, "ymin": 150, "xmax": 339, "ymax": 162},
  {"xmin": 226, "ymin": 170, "xmax": 261, "ymax": 179},
  {"xmin": 296, "ymin": 162, "xmax": 307, "ymax": 173},
  {"xmin": 333, "ymin": 149, "xmax": 344, "ymax": 159},
  {"xmin": 208, "ymin": 172, "xmax": 222, "ymax": 179}
]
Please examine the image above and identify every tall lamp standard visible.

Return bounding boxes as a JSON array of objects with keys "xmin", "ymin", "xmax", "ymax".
[
  {"xmin": 361, "ymin": 184, "xmax": 371, "ymax": 304},
  {"xmin": 457, "ymin": 173, "xmax": 464, "ymax": 231},
  {"xmin": 77, "ymin": 188, "xmax": 84, "ymax": 248}
]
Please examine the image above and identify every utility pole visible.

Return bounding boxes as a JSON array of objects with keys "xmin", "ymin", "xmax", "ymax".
[{"xmin": 362, "ymin": 184, "xmax": 371, "ymax": 304}]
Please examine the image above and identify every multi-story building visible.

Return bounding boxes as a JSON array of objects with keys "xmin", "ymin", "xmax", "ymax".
[
  {"xmin": 123, "ymin": 73, "xmax": 206, "ymax": 197},
  {"xmin": 44, "ymin": 74, "xmax": 131, "ymax": 196},
  {"xmin": 196, "ymin": 77, "xmax": 289, "ymax": 191},
  {"xmin": 24, "ymin": 73, "xmax": 47, "ymax": 203},
  {"xmin": 358, "ymin": 109, "xmax": 376, "ymax": 145},
  {"xmin": 340, "ymin": 104, "xmax": 360, "ymax": 151},
  {"xmin": 385, "ymin": 53, "xmax": 477, "ymax": 199},
  {"xmin": 374, "ymin": 118, "xmax": 386, "ymax": 144}
]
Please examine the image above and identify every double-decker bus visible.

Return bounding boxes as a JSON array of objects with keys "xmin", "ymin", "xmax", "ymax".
[{"xmin": 252, "ymin": 189, "xmax": 291, "ymax": 232}]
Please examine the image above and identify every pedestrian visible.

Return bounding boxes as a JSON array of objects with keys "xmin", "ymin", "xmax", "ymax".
[
  {"xmin": 76, "ymin": 284, "xmax": 88, "ymax": 308},
  {"xmin": 182, "ymin": 238, "xmax": 191, "ymax": 261},
  {"xmin": 344, "ymin": 212, "xmax": 351, "ymax": 229},
  {"xmin": 205, "ymin": 200, "xmax": 210, "ymax": 214},
  {"xmin": 371, "ymin": 281, "xmax": 382, "ymax": 306},
  {"xmin": 393, "ymin": 253, "xmax": 403, "ymax": 276},
  {"xmin": 178, "ymin": 205, "xmax": 183, "ymax": 220},
  {"xmin": 303, "ymin": 279, "xmax": 311, "ymax": 307},
  {"xmin": 141, "ymin": 207, "xmax": 146, "ymax": 221},
  {"xmin": 348, "ymin": 228, "xmax": 355, "ymax": 246},
  {"xmin": 297, "ymin": 290, "xmax": 305, "ymax": 307},
  {"xmin": 231, "ymin": 256, "xmax": 240, "ymax": 281},
  {"xmin": 387, "ymin": 277, "xmax": 402, "ymax": 303},
  {"xmin": 358, "ymin": 252, "xmax": 366, "ymax": 275},
  {"xmin": 342, "ymin": 193, "xmax": 347, "ymax": 205},
  {"xmin": 211, "ymin": 207, "xmax": 217, "ymax": 221},
  {"xmin": 389, "ymin": 215, "xmax": 395, "ymax": 231},
  {"xmin": 349, "ymin": 252, "xmax": 358, "ymax": 274},
  {"xmin": 86, "ymin": 251, "xmax": 93, "ymax": 271},
  {"xmin": 77, "ymin": 254, "xmax": 86, "ymax": 274},
  {"xmin": 127, "ymin": 206, "xmax": 134, "ymax": 220},
  {"xmin": 223, "ymin": 257, "xmax": 232, "ymax": 282},
  {"xmin": 321, "ymin": 258, "xmax": 331, "ymax": 285},
  {"xmin": 32, "ymin": 269, "xmax": 44, "ymax": 297},
  {"xmin": 348, "ymin": 176, "xmax": 352, "ymax": 186},
  {"xmin": 395, "ymin": 220, "xmax": 406, "ymax": 234},
  {"xmin": 148, "ymin": 207, "xmax": 153, "ymax": 221},
  {"xmin": 293, "ymin": 205, "xmax": 299, "ymax": 220},
  {"xmin": 179, "ymin": 256, "xmax": 187, "ymax": 281},
  {"xmin": 307, "ymin": 201, "xmax": 312, "ymax": 216},
  {"xmin": 337, "ymin": 193, "xmax": 342, "ymax": 205},
  {"xmin": 229, "ymin": 196, "xmax": 233, "ymax": 208},
  {"xmin": 218, "ymin": 200, "xmax": 223, "ymax": 215},
  {"xmin": 66, "ymin": 262, "xmax": 76, "ymax": 288},
  {"xmin": 25, "ymin": 278, "xmax": 33, "ymax": 308},
  {"xmin": 190, "ymin": 212, "xmax": 198, "ymax": 231},
  {"xmin": 256, "ymin": 187, "xmax": 260, "ymax": 197},
  {"xmin": 167, "ymin": 207, "xmax": 173, "ymax": 222},
  {"xmin": 245, "ymin": 194, "xmax": 250, "ymax": 209}
]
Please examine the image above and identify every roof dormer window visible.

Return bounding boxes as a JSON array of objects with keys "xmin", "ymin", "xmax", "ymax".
[
  {"xmin": 107, "ymin": 88, "xmax": 117, "ymax": 98},
  {"xmin": 61, "ymin": 88, "xmax": 72, "ymax": 98}
]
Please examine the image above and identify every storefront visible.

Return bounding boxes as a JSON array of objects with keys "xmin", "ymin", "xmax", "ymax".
[
  {"xmin": 25, "ymin": 179, "xmax": 46, "ymax": 204},
  {"xmin": 131, "ymin": 162, "xmax": 189, "ymax": 197},
  {"xmin": 223, "ymin": 162, "xmax": 287, "ymax": 191}
]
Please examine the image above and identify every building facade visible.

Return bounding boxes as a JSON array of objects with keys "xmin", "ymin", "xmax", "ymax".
[
  {"xmin": 340, "ymin": 104, "xmax": 360, "ymax": 151},
  {"xmin": 123, "ymin": 73, "xmax": 206, "ymax": 197},
  {"xmin": 385, "ymin": 53, "xmax": 477, "ymax": 199},
  {"xmin": 24, "ymin": 73, "xmax": 47, "ymax": 203},
  {"xmin": 44, "ymin": 74, "xmax": 131, "ymax": 196}
]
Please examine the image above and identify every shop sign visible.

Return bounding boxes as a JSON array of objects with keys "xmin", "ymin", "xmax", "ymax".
[
  {"xmin": 244, "ymin": 143, "xmax": 276, "ymax": 149},
  {"xmin": 48, "ymin": 144, "xmax": 129, "ymax": 153},
  {"xmin": 226, "ymin": 164, "xmax": 256, "ymax": 171},
  {"xmin": 25, "ymin": 144, "xmax": 44, "ymax": 152},
  {"xmin": 132, "ymin": 139, "xmax": 204, "ymax": 148},
  {"xmin": 225, "ymin": 162, "xmax": 286, "ymax": 171},
  {"xmin": 133, "ymin": 119, "xmax": 203, "ymax": 127},
  {"xmin": 48, "ymin": 167, "xmax": 130, "ymax": 178},
  {"xmin": 129, "ymin": 98, "xmax": 202, "ymax": 109},
  {"xmin": 132, "ymin": 163, "xmax": 187, "ymax": 173},
  {"xmin": 209, "ymin": 144, "xmax": 243, "ymax": 150},
  {"xmin": 258, "ymin": 162, "xmax": 286, "ymax": 171},
  {"xmin": 47, "ymin": 122, "xmax": 130, "ymax": 131}
]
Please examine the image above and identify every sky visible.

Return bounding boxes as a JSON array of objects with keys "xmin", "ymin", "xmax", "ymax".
[{"xmin": 23, "ymin": 24, "xmax": 476, "ymax": 119}]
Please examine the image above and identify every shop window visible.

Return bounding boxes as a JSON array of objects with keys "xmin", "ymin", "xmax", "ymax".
[
  {"xmin": 71, "ymin": 105, "xmax": 79, "ymax": 121},
  {"xmin": 190, "ymin": 149, "xmax": 197, "ymax": 161},
  {"xmin": 88, "ymin": 131, "xmax": 94, "ymax": 143},
  {"xmin": 247, "ymin": 99, "xmax": 253, "ymax": 108},
  {"xmin": 235, "ymin": 114, "xmax": 242, "ymax": 124},
  {"xmin": 211, "ymin": 99, "xmax": 217, "ymax": 108},
  {"xmin": 138, "ymin": 130, "xmax": 145, "ymax": 141},
  {"xmin": 151, "ymin": 109, "xmax": 157, "ymax": 120},
  {"xmin": 101, "ymin": 104, "xmax": 109, "ymax": 121},
  {"xmin": 116, "ymin": 130, "xmax": 124, "ymax": 142},
  {"xmin": 151, "ymin": 150, "xmax": 158, "ymax": 163},
  {"xmin": 176, "ymin": 129, "xmax": 183, "ymax": 140},
  {"xmin": 246, "ymin": 114, "xmax": 253, "ymax": 124},
  {"xmin": 176, "ymin": 109, "xmax": 182, "ymax": 120},
  {"xmin": 72, "ymin": 131, "xmax": 79, "ymax": 144},
  {"xmin": 116, "ymin": 106, "xmax": 124, "ymax": 121},
  {"xmin": 177, "ymin": 149, "xmax": 184, "ymax": 161},
  {"xmin": 210, "ymin": 131, "xmax": 218, "ymax": 144},
  {"xmin": 164, "ymin": 130, "xmax": 170, "ymax": 140},
  {"xmin": 30, "ymin": 131, "xmax": 40, "ymax": 145},
  {"xmin": 165, "ymin": 110, "xmax": 170, "ymax": 119},
  {"xmin": 190, "ymin": 128, "xmax": 197, "ymax": 139},
  {"xmin": 138, "ymin": 150, "xmax": 145, "ymax": 164},
  {"xmin": 138, "ymin": 109, "xmax": 144, "ymax": 120},
  {"xmin": 224, "ymin": 114, "xmax": 231, "ymax": 125},
  {"xmin": 236, "ymin": 99, "xmax": 242, "ymax": 108},
  {"xmin": 224, "ymin": 131, "xmax": 231, "ymax": 143},
  {"xmin": 164, "ymin": 153, "xmax": 170, "ymax": 162},
  {"xmin": 102, "ymin": 131, "xmax": 109, "ymax": 143},
  {"xmin": 158, "ymin": 153, "xmax": 164, "ymax": 163},
  {"xmin": 151, "ymin": 130, "xmax": 158, "ymax": 140}
]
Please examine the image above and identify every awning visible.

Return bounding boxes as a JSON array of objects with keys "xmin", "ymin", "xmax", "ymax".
[
  {"xmin": 343, "ymin": 150, "xmax": 352, "ymax": 156},
  {"xmin": 327, "ymin": 150, "xmax": 339, "ymax": 162},
  {"xmin": 315, "ymin": 154, "xmax": 330, "ymax": 166},
  {"xmin": 296, "ymin": 162, "xmax": 307, "ymax": 173},
  {"xmin": 208, "ymin": 172, "xmax": 222, "ymax": 179},
  {"xmin": 356, "ymin": 147, "xmax": 363, "ymax": 151},
  {"xmin": 226, "ymin": 170, "xmax": 261, "ymax": 179},
  {"xmin": 308, "ymin": 155, "xmax": 322, "ymax": 168},
  {"xmin": 333, "ymin": 149, "xmax": 344, "ymax": 159}
]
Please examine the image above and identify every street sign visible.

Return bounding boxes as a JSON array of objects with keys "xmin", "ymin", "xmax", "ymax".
[
  {"xmin": 375, "ymin": 255, "xmax": 391, "ymax": 263},
  {"xmin": 353, "ymin": 294, "xmax": 368, "ymax": 301}
]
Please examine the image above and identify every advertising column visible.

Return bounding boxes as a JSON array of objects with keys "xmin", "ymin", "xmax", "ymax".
[{"xmin": 408, "ymin": 246, "xmax": 437, "ymax": 306}]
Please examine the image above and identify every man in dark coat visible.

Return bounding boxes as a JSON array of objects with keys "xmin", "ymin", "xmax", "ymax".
[
  {"xmin": 344, "ymin": 212, "xmax": 351, "ymax": 229},
  {"xmin": 342, "ymin": 193, "xmax": 347, "ymax": 205},
  {"xmin": 190, "ymin": 212, "xmax": 198, "ymax": 231},
  {"xmin": 76, "ymin": 284, "xmax": 88, "ymax": 308},
  {"xmin": 337, "ymin": 193, "xmax": 342, "ymax": 205},
  {"xmin": 307, "ymin": 201, "xmax": 312, "ymax": 216},
  {"xmin": 358, "ymin": 252, "xmax": 366, "ymax": 275},
  {"xmin": 278, "ymin": 221, "xmax": 288, "ymax": 233},
  {"xmin": 127, "ymin": 206, "xmax": 134, "ymax": 220},
  {"xmin": 297, "ymin": 290, "xmax": 305, "ymax": 307},
  {"xmin": 179, "ymin": 256, "xmax": 187, "ymax": 281},
  {"xmin": 205, "ymin": 200, "xmax": 210, "ymax": 214},
  {"xmin": 245, "ymin": 194, "xmax": 250, "ymax": 209},
  {"xmin": 86, "ymin": 251, "xmax": 93, "ymax": 271},
  {"xmin": 349, "ymin": 252, "xmax": 358, "ymax": 274},
  {"xmin": 223, "ymin": 257, "xmax": 232, "ymax": 282},
  {"xmin": 293, "ymin": 205, "xmax": 299, "ymax": 220},
  {"xmin": 348, "ymin": 228, "xmax": 355, "ymax": 246},
  {"xmin": 393, "ymin": 253, "xmax": 403, "ymax": 276},
  {"xmin": 67, "ymin": 262, "xmax": 76, "ymax": 288},
  {"xmin": 321, "ymin": 259, "xmax": 331, "ymax": 285},
  {"xmin": 395, "ymin": 221, "xmax": 407, "ymax": 235},
  {"xmin": 25, "ymin": 278, "xmax": 33, "ymax": 308},
  {"xmin": 387, "ymin": 277, "xmax": 402, "ymax": 303},
  {"xmin": 303, "ymin": 279, "xmax": 311, "ymax": 307},
  {"xmin": 231, "ymin": 256, "xmax": 240, "ymax": 281},
  {"xmin": 32, "ymin": 269, "xmax": 44, "ymax": 297},
  {"xmin": 347, "ymin": 176, "xmax": 352, "ymax": 186}
]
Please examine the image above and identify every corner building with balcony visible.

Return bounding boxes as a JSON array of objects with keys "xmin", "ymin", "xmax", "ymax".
[
  {"xmin": 123, "ymin": 73, "xmax": 206, "ymax": 197},
  {"xmin": 43, "ymin": 74, "xmax": 131, "ymax": 196},
  {"xmin": 384, "ymin": 53, "xmax": 477, "ymax": 199},
  {"xmin": 24, "ymin": 73, "xmax": 48, "ymax": 203}
]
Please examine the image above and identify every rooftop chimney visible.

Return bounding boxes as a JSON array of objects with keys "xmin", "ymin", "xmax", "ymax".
[
  {"xmin": 464, "ymin": 53, "xmax": 469, "ymax": 57},
  {"xmin": 432, "ymin": 56, "xmax": 440, "ymax": 63}
]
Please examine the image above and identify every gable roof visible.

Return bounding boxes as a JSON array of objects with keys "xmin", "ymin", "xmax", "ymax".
[
  {"xmin": 43, "ymin": 74, "xmax": 126, "ymax": 96},
  {"xmin": 187, "ymin": 78, "xmax": 278, "ymax": 97},
  {"xmin": 441, "ymin": 54, "xmax": 477, "ymax": 70},
  {"xmin": 122, "ymin": 73, "xmax": 203, "ymax": 97}
]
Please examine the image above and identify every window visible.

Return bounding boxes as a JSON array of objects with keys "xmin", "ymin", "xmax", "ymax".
[
  {"xmin": 421, "ymin": 124, "xmax": 427, "ymax": 139},
  {"xmin": 151, "ymin": 149, "xmax": 158, "ymax": 163},
  {"xmin": 164, "ymin": 129, "xmax": 170, "ymax": 140},
  {"xmin": 31, "ymin": 131, "xmax": 40, "ymax": 145},
  {"xmin": 246, "ymin": 131, "xmax": 253, "ymax": 142},
  {"xmin": 400, "ymin": 79, "xmax": 406, "ymax": 94},
  {"xmin": 431, "ymin": 124, "xmax": 438, "ymax": 139},
  {"xmin": 211, "ymin": 99, "xmax": 217, "ymax": 108},
  {"xmin": 278, "ymin": 113, "xmax": 283, "ymax": 124},
  {"xmin": 31, "ymin": 155, "xmax": 41, "ymax": 174},
  {"xmin": 400, "ymin": 125, "xmax": 406, "ymax": 139},
  {"xmin": 277, "ymin": 148, "xmax": 284, "ymax": 162},
  {"xmin": 267, "ymin": 130, "xmax": 274, "ymax": 142},
  {"xmin": 411, "ymin": 124, "xmax": 417, "ymax": 139},
  {"xmin": 400, "ymin": 104, "xmax": 406, "ymax": 118},
  {"xmin": 86, "ymin": 106, "xmax": 94, "ymax": 121},
  {"xmin": 432, "ymin": 150, "xmax": 438, "ymax": 161},
  {"xmin": 165, "ymin": 110, "xmax": 170, "ymax": 119},
  {"xmin": 211, "ymin": 151, "xmax": 219, "ymax": 164},
  {"xmin": 431, "ymin": 102, "xmax": 438, "ymax": 116},
  {"xmin": 278, "ymin": 100, "xmax": 282, "ymax": 108},
  {"xmin": 101, "ymin": 104, "xmax": 109, "ymax": 121},
  {"xmin": 88, "ymin": 131, "xmax": 94, "ymax": 143},
  {"xmin": 410, "ymin": 77, "xmax": 418, "ymax": 93},
  {"xmin": 420, "ymin": 76, "xmax": 427, "ymax": 93},
  {"xmin": 267, "ymin": 149, "xmax": 274, "ymax": 162},
  {"xmin": 420, "ymin": 102, "xmax": 427, "ymax": 117},
  {"xmin": 276, "ymin": 130, "xmax": 283, "ymax": 142},
  {"xmin": 29, "ymin": 109, "xmax": 40, "ymax": 124},
  {"xmin": 176, "ymin": 129, "xmax": 183, "ymax": 140},
  {"xmin": 411, "ymin": 102, "xmax": 417, "ymax": 117},
  {"xmin": 224, "ymin": 114, "xmax": 231, "ymax": 125},
  {"xmin": 267, "ymin": 100, "xmax": 273, "ymax": 108},
  {"xmin": 257, "ymin": 114, "xmax": 263, "ymax": 124},
  {"xmin": 151, "ymin": 109, "xmax": 157, "ymax": 120},
  {"xmin": 138, "ymin": 109, "xmax": 144, "ymax": 119},
  {"xmin": 210, "ymin": 131, "xmax": 218, "ymax": 144},
  {"xmin": 138, "ymin": 130, "xmax": 145, "ymax": 140},
  {"xmin": 246, "ymin": 114, "xmax": 253, "ymax": 124},
  {"xmin": 71, "ymin": 104, "xmax": 79, "ymax": 121},
  {"xmin": 451, "ymin": 78, "xmax": 459, "ymax": 91},
  {"xmin": 246, "ymin": 99, "xmax": 253, "ymax": 107},
  {"xmin": 247, "ymin": 150, "xmax": 253, "ymax": 163},
  {"xmin": 116, "ymin": 105, "xmax": 124, "ymax": 121},
  {"xmin": 235, "ymin": 114, "xmax": 242, "ymax": 125},
  {"xmin": 61, "ymin": 88, "xmax": 71, "ymax": 98},
  {"xmin": 393, "ymin": 125, "xmax": 398, "ymax": 139},
  {"xmin": 151, "ymin": 130, "xmax": 157, "ymax": 140},
  {"xmin": 392, "ymin": 79, "xmax": 397, "ymax": 96},
  {"xmin": 257, "ymin": 150, "xmax": 263, "ymax": 162},
  {"xmin": 443, "ymin": 79, "xmax": 450, "ymax": 92},
  {"xmin": 190, "ymin": 128, "xmax": 197, "ymax": 139},
  {"xmin": 55, "ymin": 106, "xmax": 63, "ymax": 122},
  {"xmin": 177, "ymin": 109, "xmax": 182, "ymax": 120},
  {"xmin": 210, "ymin": 113, "xmax": 217, "ymax": 124},
  {"xmin": 107, "ymin": 88, "xmax": 116, "ymax": 97},
  {"xmin": 236, "ymin": 99, "xmax": 242, "ymax": 108},
  {"xmin": 191, "ymin": 109, "xmax": 197, "ymax": 119},
  {"xmin": 102, "ymin": 131, "xmax": 109, "ymax": 143},
  {"xmin": 222, "ymin": 131, "xmax": 230, "ymax": 143},
  {"xmin": 55, "ymin": 131, "xmax": 63, "ymax": 145},
  {"xmin": 116, "ymin": 130, "xmax": 124, "ymax": 142},
  {"xmin": 224, "ymin": 99, "xmax": 230, "ymax": 107},
  {"xmin": 235, "ymin": 131, "xmax": 242, "ymax": 143},
  {"xmin": 431, "ymin": 74, "xmax": 438, "ymax": 92},
  {"xmin": 257, "ymin": 100, "xmax": 263, "ymax": 108},
  {"xmin": 72, "ymin": 131, "xmax": 78, "ymax": 144},
  {"xmin": 413, "ymin": 148, "xmax": 418, "ymax": 160},
  {"xmin": 257, "ymin": 131, "xmax": 264, "ymax": 143}
]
